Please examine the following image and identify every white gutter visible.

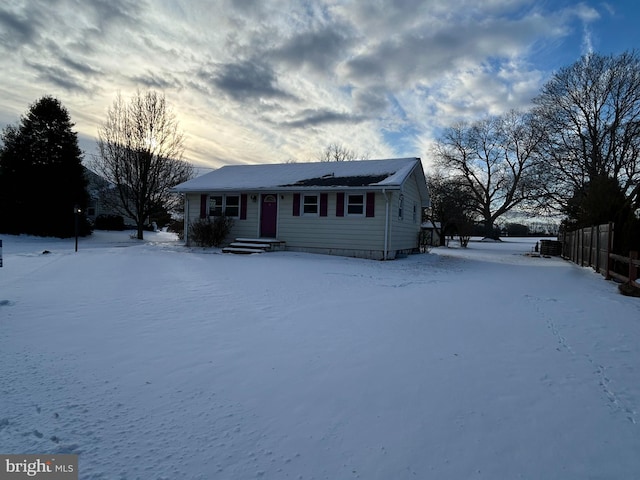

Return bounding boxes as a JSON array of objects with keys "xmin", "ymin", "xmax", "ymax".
[{"xmin": 383, "ymin": 188, "xmax": 390, "ymax": 260}]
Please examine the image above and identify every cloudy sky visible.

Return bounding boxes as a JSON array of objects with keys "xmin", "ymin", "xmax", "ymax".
[{"xmin": 0, "ymin": 1, "xmax": 638, "ymax": 170}]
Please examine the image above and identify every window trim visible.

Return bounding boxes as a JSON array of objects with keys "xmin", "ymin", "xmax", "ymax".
[
  {"xmin": 209, "ymin": 195, "xmax": 223, "ymax": 217},
  {"xmin": 209, "ymin": 194, "xmax": 240, "ymax": 218},
  {"xmin": 346, "ymin": 193, "xmax": 365, "ymax": 216},
  {"xmin": 302, "ymin": 194, "xmax": 319, "ymax": 215},
  {"xmin": 224, "ymin": 195, "xmax": 240, "ymax": 217}
]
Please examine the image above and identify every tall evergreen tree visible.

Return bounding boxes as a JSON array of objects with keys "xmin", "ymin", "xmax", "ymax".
[{"xmin": 0, "ymin": 96, "xmax": 89, "ymax": 237}]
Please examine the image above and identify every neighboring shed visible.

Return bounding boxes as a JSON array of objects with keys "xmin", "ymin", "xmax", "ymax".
[
  {"xmin": 172, "ymin": 157, "xmax": 430, "ymax": 260},
  {"xmin": 420, "ymin": 221, "xmax": 442, "ymax": 247}
]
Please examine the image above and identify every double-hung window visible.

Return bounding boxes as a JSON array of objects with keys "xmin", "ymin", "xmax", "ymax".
[
  {"xmin": 347, "ymin": 194, "xmax": 364, "ymax": 215},
  {"xmin": 303, "ymin": 195, "xmax": 318, "ymax": 215},
  {"xmin": 225, "ymin": 195, "xmax": 240, "ymax": 217},
  {"xmin": 209, "ymin": 196, "xmax": 223, "ymax": 217},
  {"xmin": 209, "ymin": 195, "xmax": 240, "ymax": 218}
]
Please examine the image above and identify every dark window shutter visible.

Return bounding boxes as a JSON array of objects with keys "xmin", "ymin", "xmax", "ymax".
[
  {"xmin": 366, "ymin": 192, "xmax": 375, "ymax": 217},
  {"xmin": 336, "ymin": 192, "xmax": 344, "ymax": 217},
  {"xmin": 320, "ymin": 193, "xmax": 328, "ymax": 217},
  {"xmin": 293, "ymin": 193, "xmax": 301, "ymax": 216},
  {"xmin": 200, "ymin": 194, "xmax": 208, "ymax": 219},
  {"xmin": 240, "ymin": 194, "xmax": 247, "ymax": 220}
]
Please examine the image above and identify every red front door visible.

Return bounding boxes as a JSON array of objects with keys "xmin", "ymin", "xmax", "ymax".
[{"xmin": 260, "ymin": 194, "xmax": 278, "ymax": 238}]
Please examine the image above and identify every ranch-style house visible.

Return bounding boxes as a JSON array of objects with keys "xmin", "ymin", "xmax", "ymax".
[{"xmin": 173, "ymin": 157, "xmax": 430, "ymax": 260}]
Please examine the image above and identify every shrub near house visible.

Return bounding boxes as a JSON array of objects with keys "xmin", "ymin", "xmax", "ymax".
[{"xmin": 189, "ymin": 216, "xmax": 234, "ymax": 247}]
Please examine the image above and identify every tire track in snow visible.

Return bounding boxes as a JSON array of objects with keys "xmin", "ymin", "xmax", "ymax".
[{"xmin": 524, "ymin": 294, "xmax": 638, "ymax": 425}]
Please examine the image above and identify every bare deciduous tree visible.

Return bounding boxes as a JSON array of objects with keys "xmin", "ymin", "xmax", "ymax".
[
  {"xmin": 92, "ymin": 90, "xmax": 194, "ymax": 239},
  {"xmin": 434, "ymin": 111, "xmax": 544, "ymax": 238},
  {"xmin": 317, "ymin": 142, "xmax": 369, "ymax": 162},
  {"xmin": 533, "ymin": 51, "xmax": 640, "ymax": 212}
]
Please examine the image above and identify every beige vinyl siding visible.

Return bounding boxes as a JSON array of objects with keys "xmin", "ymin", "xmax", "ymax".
[
  {"xmin": 185, "ymin": 194, "xmax": 200, "ymax": 236},
  {"xmin": 278, "ymin": 191, "xmax": 387, "ymax": 251},
  {"xmin": 184, "ymin": 193, "xmax": 260, "ymax": 245},
  {"xmin": 233, "ymin": 195, "xmax": 260, "ymax": 239},
  {"xmin": 387, "ymin": 170, "xmax": 423, "ymax": 252}
]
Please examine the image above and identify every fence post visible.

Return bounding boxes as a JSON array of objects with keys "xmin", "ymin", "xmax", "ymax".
[
  {"xmin": 605, "ymin": 222, "xmax": 613, "ymax": 280},
  {"xmin": 582, "ymin": 227, "xmax": 587, "ymax": 266},
  {"xmin": 577, "ymin": 228, "xmax": 581, "ymax": 265},
  {"xmin": 595, "ymin": 224, "xmax": 600, "ymax": 273},
  {"xmin": 630, "ymin": 251, "xmax": 638, "ymax": 285},
  {"xmin": 589, "ymin": 225, "xmax": 595, "ymax": 268}
]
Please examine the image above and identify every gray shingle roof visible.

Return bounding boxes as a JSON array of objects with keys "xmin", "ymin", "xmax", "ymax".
[{"xmin": 173, "ymin": 157, "xmax": 425, "ymax": 193}]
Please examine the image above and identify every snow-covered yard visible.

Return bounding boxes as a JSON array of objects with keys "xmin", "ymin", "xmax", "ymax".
[{"xmin": 1, "ymin": 232, "xmax": 639, "ymax": 479}]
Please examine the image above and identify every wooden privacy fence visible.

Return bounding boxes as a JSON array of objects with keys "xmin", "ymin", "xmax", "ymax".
[
  {"xmin": 561, "ymin": 222, "xmax": 639, "ymax": 289},
  {"xmin": 561, "ymin": 223, "xmax": 613, "ymax": 273},
  {"xmin": 608, "ymin": 251, "xmax": 639, "ymax": 287}
]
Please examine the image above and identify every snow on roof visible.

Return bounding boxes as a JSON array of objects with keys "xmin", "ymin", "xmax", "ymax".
[{"xmin": 173, "ymin": 158, "xmax": 424, "ymax": 192}]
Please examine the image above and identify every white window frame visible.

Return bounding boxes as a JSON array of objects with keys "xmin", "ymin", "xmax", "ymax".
[
  {"xmin": 347, "ymin": 194, "xmax": 364, "ymax": 216},
  {"xmin": 398, "ymin": 194, "xmax": 404, "ymax": 220},
  {"xmin": 224, "ymin": 195, "xmax": 240, "ymax": 218},
  {"xmin": 209, "ymin": 195, "xmax": 223, "ymax": 217},
  {"xmin": 302, "ymin": 194, "xmax": 319, "ymax": 215},
  {"xmin": 209, "ymin": 195, "xmax": 240, "ymax": 218}
]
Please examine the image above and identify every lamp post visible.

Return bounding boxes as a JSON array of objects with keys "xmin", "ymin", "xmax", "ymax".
[{"xmin": 74, "ymin": 205, "xmax": 82, "ymax": 252}]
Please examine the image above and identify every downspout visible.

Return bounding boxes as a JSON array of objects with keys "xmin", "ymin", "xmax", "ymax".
[{"xmin": 383, "ymin": 189, "xmax": 390, "ymax": 260}]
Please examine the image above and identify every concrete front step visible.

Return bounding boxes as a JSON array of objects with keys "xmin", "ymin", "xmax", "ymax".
[
  {"xmin": 235, "ymin": 237, "xmax": 279, "ymax": 243},
  {"xmin": 235, "ymin": 238, "xmax": 285, "ymax": 248},
  {"xmin": 228, "ymin": 242, "xmax": 272, "ymax": 249},
  {"xmin": 222, "ymin": 238, "xmax": 286, "ymax": 254}
]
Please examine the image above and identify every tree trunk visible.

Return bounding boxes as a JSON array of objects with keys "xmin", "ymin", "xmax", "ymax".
[{"xmin": 484, "ymin": 219, "xmax": 496, "ymax": 239}]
